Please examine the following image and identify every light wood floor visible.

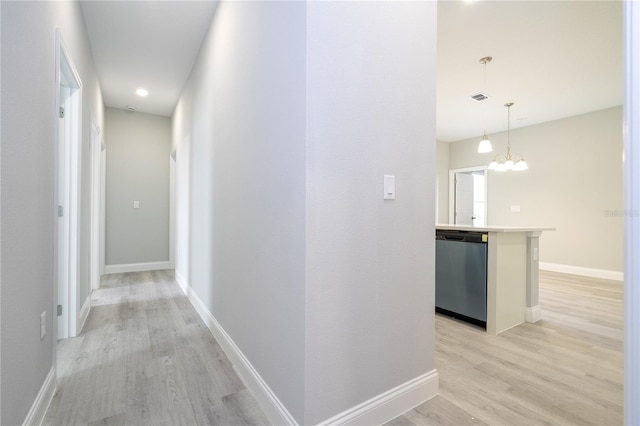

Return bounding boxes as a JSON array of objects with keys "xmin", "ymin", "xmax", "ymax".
[
  {"xmin": 387, "ymin": 270, "xmax": 624, "ymax": 426},
  {"xmin": 45, "ymin": 270, "xmax": 623, "ymax": 425},
  {"xmin": 44, "ymin": 270, "xmax": 270, "ymax": 426}
]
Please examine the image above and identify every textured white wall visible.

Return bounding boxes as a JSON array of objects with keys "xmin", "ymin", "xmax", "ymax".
[
  {"xmin": 448, "ymin": 107, "xmax": 623, "ymax": 272},
  {"xmin": 304, "ymin": 1, "xmax": 437, "ymax": 422},
  {"xmin": 172, "ymin": 1, "xmax": 307, "ymax": 421},
  {"xmin": 105, "ymin": 108, "xmax": 171, "ymax": 266},
  {"xmin": 0, "ymin": 2, "xmax": 103, "ymax": 424}
]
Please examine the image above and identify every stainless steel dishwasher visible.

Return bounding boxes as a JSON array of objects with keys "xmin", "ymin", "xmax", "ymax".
[{"xmin": 435, "ymin": 229, "xmax": 488, "ymax": 328}]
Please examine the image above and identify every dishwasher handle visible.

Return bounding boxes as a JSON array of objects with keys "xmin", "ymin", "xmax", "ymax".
[
  {"xmin": 443, "ymin": 234, "xmax": 465, "ymax": 241},
  {"xmin": 436, "ymin": 230, "xmax": 487, "ymax": 243}
]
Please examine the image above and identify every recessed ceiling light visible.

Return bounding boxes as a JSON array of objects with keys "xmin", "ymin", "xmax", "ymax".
[{"xmin": 136, "ymin": 88, "xmax": 148, "ymax": 97}]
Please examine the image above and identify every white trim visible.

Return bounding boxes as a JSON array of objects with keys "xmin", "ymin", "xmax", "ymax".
[
  {"xmin": 99, "ymin": 145, "xmax": 106, "ymax": 276},
  {"xmin": 90, "ymin": 119, "xmax": 102, "ymax": 292},
  {"xmin": 448, "ymin": 166, "xmax": 488, "ymax": 226},
  {"xmin": 22, "ymin": 366, "xmax": 56, "ymax": 426},
  {"xmin": 539, "ymin": 262, "xmax": 623, "ymax": 282},
  {"xmin": 177, "ymin": 277, "xmax": 297, "ymax": 425},
  {"xmin": 55, "ymin": 28, "xmax": 83, "ymax": 339},
  {"xmin": 525, "ymin": 305, "xmax": 541, "ymax": 323},
  {"xmin": 175, "ymin": 269, "xmax": 189, "ymax": 295},
  {"xmin": 176, "ymin": 272, "xmax": 438, "ymax": 426},
  {"xmin": 78, "ymin": 295, "xmax": 91, "ymax": 333},
  {"xmin": 169, "ymin": 154, "xmax": 176, "ymax": 270},
  {"xmin": 104, "ymin": 261, "xmax": 171, "ymax": 274},
  {"xmin": 318, "ymin": 370, "xmax": 439, "ymax": 426},
  {"xmin": 624, "ymin": 2, "xmax": 640, "ymax": 424}
]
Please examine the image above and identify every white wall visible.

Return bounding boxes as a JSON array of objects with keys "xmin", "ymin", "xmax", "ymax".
[
  {"xmin": 448, "ymin": 107, "xmax": 623, "ymax": 273},
  {"xmin": 173, "ymin": 1, "xmax": 307, "ymax": 420},
  {"xmin": 304, "ymin": 2, "xmax": 437, "ymax": 422},
  {"xmin": 173, "ymin": 1, "xmax": 438, "ymax": 423},
  {"xmin": 436, "ymin": 140, "xmax": 450, "ymax": 224},
  {"xmin": 105, "ymin": 108, "xmax": 170, "ymax": 267},
  {"xmin": 0, "ymin": 2, "xmax": 103, "ymax": 424}
]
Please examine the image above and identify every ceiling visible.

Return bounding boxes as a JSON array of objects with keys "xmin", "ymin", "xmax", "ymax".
[
  {"xmin": 80, "ymin": 1, "xmax": 219, "ymax": 117},
  {"xmin": 80, "ymin": 1, "xmax": 623, "ymax": 140},
  {"xmin": 437, "ymin": 0, "xmax": 623, "ymax": 142}
]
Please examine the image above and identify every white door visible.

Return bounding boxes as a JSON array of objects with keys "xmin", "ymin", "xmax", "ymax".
[{"xmin": 455, "ymin": 172, "xmax": 474, "ymax": 225}]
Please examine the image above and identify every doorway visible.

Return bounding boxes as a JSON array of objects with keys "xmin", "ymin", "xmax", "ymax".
[
  {"xmin": 448, "ymin": 166, "xmax": 487, "ymax": 227},
  {"xmin": 55, "ymin": 30, "xmax": 83, "ymax": 340},
  {"xmin": 90, "ymin": 120, "xmax": 105, "ymax": 292}
]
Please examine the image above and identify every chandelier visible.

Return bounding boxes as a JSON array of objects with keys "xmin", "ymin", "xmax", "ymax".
[{"xmin": 488, "ymin": 102, "xmax": 528, "ymax": 172}]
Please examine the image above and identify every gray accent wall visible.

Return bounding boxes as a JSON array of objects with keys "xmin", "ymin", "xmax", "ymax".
[
  {"xmin": 105, "ymin": 108, "xmax": 171, "ymax": 266},
  {"xmin": 447, "ymin": 106, "xmax": 623, "ymax": 273},
  {"xmin": 1, "ymin": 2, "xmax": 103, "ymax": 424},
  {"xmin": 173, "ymin": 1, "xmax": 437, "ymax": 423}
]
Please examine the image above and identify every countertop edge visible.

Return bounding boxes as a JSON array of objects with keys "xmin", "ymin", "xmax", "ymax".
[{"xmin": 436, "ymin": 224, "xmax": 555, "ymax": 233}]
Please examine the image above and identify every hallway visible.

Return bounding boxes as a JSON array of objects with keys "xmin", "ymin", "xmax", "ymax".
[{"xmin": 43, "ymin": 271, "xmax": 269, "ymax": 425}]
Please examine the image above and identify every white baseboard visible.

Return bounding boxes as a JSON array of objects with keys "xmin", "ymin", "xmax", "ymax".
[
  {"xmin": 175, "ymin": 269, "xmax": 189, "ymax": 294},
  {"xmin": 177, "ymin": 274, "xmax": 438, "ymax": 426},
  {"xmin": 176, "ymin": 276, "xmax": 297, "ymax": 425},
  {"xmin": 525, "ymin": 305, "xmax": 541, "ymax": 323},
  {"xmin": 22, "ymin": 366, "xmax": 56, "ymax": 426},
  {"xmin": 78, "ymin": 295, "xmax": 91, "ymax": 333},
  {"xmin": 539, "ymin": 262, "xmax": 623, "ymax": 281},
  {"xmin": 104, "ymin": 261, "xmax": 171, "ymax": 274},
  {"xmin": 318, "ymin": 370, "xmax": 439, "ymax": 426}
]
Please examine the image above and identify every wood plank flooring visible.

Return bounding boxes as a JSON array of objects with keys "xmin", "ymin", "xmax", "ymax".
[
  {"xmin": 45, "ymin": 270, "xmax": 623, "ymax": 425},
  {"xmin": 387, "ymin": 270, "xmax": 623, "ymax": 426},
  {"xmin": 43, "ymin": 270, "xmax": 269, "ymax": 426}
]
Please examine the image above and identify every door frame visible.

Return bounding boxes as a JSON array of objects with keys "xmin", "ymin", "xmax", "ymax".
[
  {"xmin": 90, "ymin": 118, "xmax": 104, "ymax": 291},
  {"xmin": 169, "ymin": 149, "xmax": 177, "ymax": 270},
  {"xmin": 54, "ymin": 29, "xmax": 83, "ymax": 340},
  {"xmin": 624, "ymin": 2, "xmax": 640, "ymax": 423},
  {"xmin": 448, "ymin": 166, "xmax": 488, "ymax": 225}
]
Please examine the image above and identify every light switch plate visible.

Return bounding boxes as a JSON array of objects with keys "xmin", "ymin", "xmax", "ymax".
[
  {"xmin": 133, "ymin": 201, "xmax": 140, "ymax": 209},
  {"xmin": 384, "ymin": 175, "xmax": 395, "ymax": 200},
  {"xmin": 510, "ymin": 205, "xmax": 521, "ymax": 212}
]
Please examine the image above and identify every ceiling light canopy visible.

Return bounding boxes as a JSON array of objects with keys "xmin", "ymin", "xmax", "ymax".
[
  {"xmin": 488, "ymin": 102, "xmax": 528, "ymax": 172},
  {"xmin": 136, "ymin": 88, "xmax": 148, "ymax": 97}
]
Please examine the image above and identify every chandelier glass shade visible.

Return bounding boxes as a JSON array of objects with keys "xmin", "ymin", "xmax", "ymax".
[{"xmin": 478, "ymin": 132, "xmax": 493, "ymax": 153}]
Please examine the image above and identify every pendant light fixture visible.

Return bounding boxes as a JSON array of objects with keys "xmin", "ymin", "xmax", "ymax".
[
  {"xmin": 488, "ymin": 102, "xmax": 528, "ymax": 172},
  {"xmin": 477, "ymin": 56, "xmax": 493, "ymax": 153}
]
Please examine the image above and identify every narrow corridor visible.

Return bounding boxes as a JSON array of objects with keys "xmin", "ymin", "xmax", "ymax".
[{"xmin": 44, "ymin": 271, "xmax": 269, "ymax": 425}]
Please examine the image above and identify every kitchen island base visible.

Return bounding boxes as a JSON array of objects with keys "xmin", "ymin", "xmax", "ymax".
[{"xmin": 436, "ymin": 225, "xmax": 553, "ymax": 335}]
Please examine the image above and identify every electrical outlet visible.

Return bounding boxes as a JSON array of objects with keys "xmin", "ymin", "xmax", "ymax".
[{"xmin": 40, "ymin": 312, "xmax": 46, "ymax": 340}]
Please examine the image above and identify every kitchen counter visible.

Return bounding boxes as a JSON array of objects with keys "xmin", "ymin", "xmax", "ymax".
[
  {"xmin": 436, "ymin": 224, "xmax": 554, "ymax": 335},
  {"xmin": 436, "ymin": 224, "xmax": 555, "ymax": 233}
]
